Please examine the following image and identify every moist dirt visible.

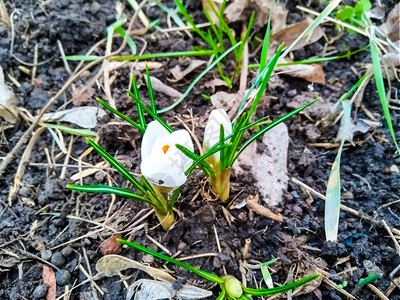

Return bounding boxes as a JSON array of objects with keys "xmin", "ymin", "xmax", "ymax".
[{"xmin": 0, "ymin": 0, "xmax": 399, "ymax": 299}]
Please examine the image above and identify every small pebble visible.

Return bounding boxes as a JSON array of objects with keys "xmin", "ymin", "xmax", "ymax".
[
  {"xmin": 142, "ymin": 254, "xmax": 154, "ymax": 264},
  {"xmin": 18, "ymin": 186, "xmax": 30, "ymax": 197},
  {"xmin": 61, "ymin": 246, "xmax": 73, "ymax": 257},
  {"xmin": 40, "ymin": 250, "xmax": 52, "ymax": 261},
  {"xmin": 287, "ymin": 89, "xmax": 297, "ymax": 98},
  {"xmin": 292, "ymin": 205, "xmax": 303, "ymax": 215},
  {"xmin": 177, "ymin": 242, "xmax": 187, "ymax": 251},
  {"xmin": 56, "ymin": 270, "xmax": 71, "ymax": 285},
  {"xmin": 51, "ymin": 252, "xmax": 65, "ymax": 267},
  {"xmin": 33, "ymin": 284, "xmax": 47, "ymax": 298}
]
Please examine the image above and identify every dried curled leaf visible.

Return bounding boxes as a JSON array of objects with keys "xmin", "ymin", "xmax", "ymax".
[
  {"xmin": 41, "ymin": 106, "xmax": 107, "ymax": 129},
  {"xmin": 126, "ymin": 279, "xmax": 213, "ymax": 300},
  {"xmin": 96, "ymin": 254, "xmax": 174, "ymax": 282}
]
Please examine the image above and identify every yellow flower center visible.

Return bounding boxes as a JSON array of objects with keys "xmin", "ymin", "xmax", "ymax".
[{"xmin": 162, "ymin": 145, "xmax": 170, "ymax": 154}]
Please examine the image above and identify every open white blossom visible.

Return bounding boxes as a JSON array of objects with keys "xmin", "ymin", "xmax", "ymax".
[
  {"xmin": 141, "ymin": 121, "xmax": 194, "ymax": 188},
  {"xmin": 203, "ymin": 109, "xmax": 232, "ymax": 163}
]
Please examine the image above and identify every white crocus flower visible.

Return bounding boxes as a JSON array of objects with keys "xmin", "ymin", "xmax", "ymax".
[
  {"xmin": 141, "ymin": 121, "xmax": 194, "ymax": 188},
  {"xmin": 203, "ymin": 109, "xmax": 232, "ymax": 165},
  {"xmin": 203, "ymin": 109, "xmax": 233, "ymax": 202}
]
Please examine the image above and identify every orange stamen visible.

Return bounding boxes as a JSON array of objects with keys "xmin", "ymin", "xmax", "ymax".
[{"xmin": 162, "ymin": 145, "xmax": 170, "ymax": 154}]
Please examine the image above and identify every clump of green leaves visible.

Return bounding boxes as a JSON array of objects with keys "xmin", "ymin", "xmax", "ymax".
[
  {"xmin": 117, "ymin": 239, "xmax": 320, "ymax": 299},
  {"xmin": 334, "ymin": 0, "xmax": 372, "ymax": 32}
]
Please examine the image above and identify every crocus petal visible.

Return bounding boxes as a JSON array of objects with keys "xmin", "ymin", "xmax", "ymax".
[
  {"xmin": 141, "ymin": 121, "xmax": 170, "ymax": 160},
  {"xmin": 203, "ymin": 109, "xmax": 232, "ymax": 160},
  {"xmin": 141, "ymin": 156, "xmax": 187, "ymax": 187},
  {"xmin": 171, "ymin": 129, "xmax": 194, "ymax": 171}
]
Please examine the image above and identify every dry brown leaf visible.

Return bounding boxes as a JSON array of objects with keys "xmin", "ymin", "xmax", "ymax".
[
  {"xmin": 41, "ymin": 106, "xmax": 107, "ymax": 129},
  {"xmin": 380, "ymin": 3, "xmax": 399, "ymax": 43},
  {"xmin": 271, "ymin": 17, "xmax": 324, "ymax": 52},
  {"xmin": 100, "ymin": 233, "xmax": 123, "ymax": 255},
  {"xmin": 127, "ymin": 279, "xmax": 213, "ymax": 300},
  {"xmin": 246, "ymin": 195, "xmax": 283, "ymax": 222},
  {"xmin": 43, "ymin": 265, "xmax": 56, "ymax": 300},
  {"xmin": 203, "ymin": 77, "xmax": 229, "ymax": 92},
  {"xmin": 72, "ymin": 87, "xmax": 94, "ymax": 106},
  {"xmin": 0, "ymin": 66, "xmax": 19, "ymax": 124},
  {"xmin": 148, "ymin": 76, "xmax": 182, "ymax": 99},
  {"xmin": 276, "ymin": 63, "xmax": 325, "ymax": 84},
  {"xmin": 224, "ymin": 0, "xmax": 287, "ymax": 31},
  {"xmin": 169, "ymin": 59, "xmax": 206, "ymax": 82},
  {"xmin": 234, "ymin": 123, "xmax": 289, "ymax": 206},
  {"xmin": 96, "ymin": 254, "xmax": 175, "ymax": 282},
  {"xmin": 201, "ymin": 0, "xmax": 222, "ymax": 25}
]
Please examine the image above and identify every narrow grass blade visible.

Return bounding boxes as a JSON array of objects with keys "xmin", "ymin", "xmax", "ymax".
[
  {"xmin": 240, "ymin": 116, "xmax": 269, "ymax": 132},
  {"xmin": 64, "ymin": 50, "xmax": 217, "ymax": 62},
  {"xmin": 259, "ymin": 1, "xmax": 274, "ymax": 73},
  {"xmin": 126, "ymin": 90, "xmax": 173, "ymax": 133},
  {"xmin": 261, "ymin": 258, "xmax": 279, "ymax": 289},
  {"xmin": 370, "ymin": 41, "xmax": 399, "ymax": 154},
  {"xmin": 238, "ymin": 12, "xmax": 255, "ymax": 58},
  {"xmin": 97, "ymin": 97, "xmax": 145, "ymax": 132},
  {"xmin": 86, "ymin": 138, "xmax": 147, "ymax": 194},
  {"xmin": 145, "ymin": 64, "xmax": 157, "ymax": 115},
  {"xmin": 234, "ymin": 99, "xmax": 319, "ymax": 164},
  {"xmin": 358, "ymin": 274, "xmax": 380, "ymax": 287},
  {"xmin": 325, "ymin": 100, "xmax": 350, "ymax": 241},
  {"xmin": 245, "ymin": 43, "xmax": 284, "ymax": 123},
  {"xmin": 219, "ymin": 124, "xmax": 227, "ymax": 172},
  {"xmin": 43, "ymin": 123, "xmax": 97, "ymax": 137},
  {"xmin": 236, "ymin": 44, "xmax": 283, "ymax": 118},
  {"xmin": 157, "ymin": 42, "xmax": 242, "ymax": 114},
  {"xmin": 131, "ymin": 74, "xmax": 146, "ymax": 132},
  {"xmin": 67, "ymin": 184, "xmax": 151, "ymax": 204},
  {"xmin": 47, "ymin": 128, "xmax": 67, "ymax": 153},
  {"xmin": 117, "ymin": 239, "xmax": 225, "ymax": 284},
  {"xmin": 175, "ymin": 144, "xmax": 215, "ymax": 178},
  {"xmin": 115, "ymin": 27, "xmax": 137, "ymax": 55},
  {"xmin": 155, "ymin": 0, "xmax": 191, "ymax": 37},
  {"xmin": 140, "ymin": 175, "xmax": 157, "ymax": 198},
  {"xmin": 169, "ymin": 185, "xmax": 184, "ymax": 210},
  {"xmin": 242, "ymin": 274, "xmax": 319, "ymax": 296},
  {"xmin": 184, "ymin": 143, "xmax": 232, "ymax": 175}
]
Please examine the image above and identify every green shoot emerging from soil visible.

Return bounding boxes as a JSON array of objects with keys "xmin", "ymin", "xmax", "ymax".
[
  {"xmin": 117, "ymin": 239, "xmax": 320, "ymax": 299},
  {"xmin": 177, "ymin": 43, "xmax": 318, "ymax": 201},
  {"xmin": 67, "ymin": 67, "xmax": 194, "ymax": 230}
]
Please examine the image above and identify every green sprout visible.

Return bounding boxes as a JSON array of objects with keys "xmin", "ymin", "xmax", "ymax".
[
  {"xmin": 117, "ymin": 239, "xmax": 320, "ymax": 299},
  {"xmin": 67, "ymin": 66, "xmax": 190, "ymax": 230},
  {"xmin": 176, "ymin": 44, "xmax": 318, "ymax": 201}
]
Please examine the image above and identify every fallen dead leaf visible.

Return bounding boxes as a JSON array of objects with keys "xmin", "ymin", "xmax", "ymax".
[
  {"xmin": 380, "ymin": 3, "xmax": 399, "ymax": 43},
  {"xmin": 0, "ymin": 66, "xmax": 19, "ymax": 124},
  {"xmin": 337, "ymin": 118, "xmax": 381, "ymax": 143},
  {"xmin": 41, "ymin": 106, "xmax": 107, "ymax": 129},
  {"xmin": 276, "ymin": 63, "xmax": 325, "ymax": 84},
  {"xmin": 203, "ymin": 77, "xmax": 229, "ymax": 93},
  {"xmin": 234, "ymin": 123, "xmax": 289, "ymax": 207},
  {"xmin": 201, "ymin": 0, "xmax": 222, "ymax": 25},
  {"xmin": 100, "ymin": 233, "xmax": 123, "ymax": 255},
  {"xmin": 43, "ymin": 265, "xmax": 56, "ymax": 300},
  {"xmin": 72, "ymin": 87, "xmax": 94, "ymax": 106},
  {"xmin": 225, "ymin": 0, "xmax": 287, "ymax": 31},
  {"xmin": 169, "ymin": 59, "xmax": 206, "ymax": 82},
  {"xmin": 70, "ymin": 161, "xmax": 109, "ymax": 182},
  {"xmin": 108, "ymin": 61, "xmax": 163, "ymax": 72},
  {"xmin": 96, "ymin": 254, "xmax": 175, "ymax": 282},
  {"xmin": 126, "ymin": 279, "xmax": 213, "ymax": 300},
  {"xmin": 270, "ymin": 17, "xmax": 324, "ymax": 52},
  {"xmin": 148, "ymin": 76, "xmax": 182, "ymax": 99}
]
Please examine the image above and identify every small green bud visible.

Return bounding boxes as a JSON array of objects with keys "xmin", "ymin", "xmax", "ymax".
[{"xmin": 223, "ymin": 275, "xmax": 242, "ymax": 298}]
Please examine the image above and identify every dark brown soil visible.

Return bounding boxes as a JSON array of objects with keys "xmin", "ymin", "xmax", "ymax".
[{"xmin": 0, "ymin": 1, "xmax": 399, "ymax": 299}]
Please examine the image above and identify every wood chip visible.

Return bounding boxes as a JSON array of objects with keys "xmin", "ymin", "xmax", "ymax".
[{"xmin": 246, "ymin": 195, "xmax": 284, "ymax": 222}]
